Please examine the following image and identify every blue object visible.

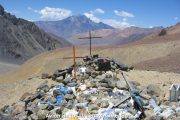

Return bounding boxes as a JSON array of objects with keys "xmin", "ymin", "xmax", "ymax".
[
  {"xmin": 59, "ymin": 87, "xmax": 68, "ymax": 94},
  {"xmin": 56, "ymin": 95, "xmax": 64, "ymax": 104},
  {"xmin": 56, "ymin": 85, "xmax": 68, "ymax": 94},
  {"xmin": 123, "ymin": 106, "xmax": 129, "ymax": 112},
  {"xmin": 48, "ymin": 95, "xmax": 64, "ymax": 106},
  {"xmin": 108, "ymin": 92, "xmax": 124, "ymax": 99},
  {"xmin": 67, "ymin": 82, "xmax": 77, "ymax": 87}
]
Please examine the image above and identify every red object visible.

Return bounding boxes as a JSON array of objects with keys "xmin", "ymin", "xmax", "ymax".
[
  {"xmin": 73, "ymin": 46, "xmax": 76, "ymax": 79},
  {"xmin": 63, "ymin": 46, "xmax": 84, "ymax": 80}
]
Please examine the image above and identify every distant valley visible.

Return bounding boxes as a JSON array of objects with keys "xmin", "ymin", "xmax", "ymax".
[{"xmin": 70, "ymin": 26, "xmax": 162, "ymax": 45}]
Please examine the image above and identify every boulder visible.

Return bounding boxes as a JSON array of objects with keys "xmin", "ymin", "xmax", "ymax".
[
  {"xmin": 67, "ymin": 82, "xmax": 77, "ymax": 87},
  {"xmin": 115, "ymin": 81, "xmax": 128, "ymax": 90},
  {"xmin": 37, "ymin": 81, "xmax": 50, "ymax": 92},
  {"xmin": 56, "ymin": 76, "xmax": 64, "ymax": 82},
  {"xmin": 66, "ymin": 100, "xmax": 74, "ymax": 109},
  {"xmin": 41, "ymin": 73, "xmax": 51, "ymax": 79},
  {"xmin": 64, "ymin": 94, "xmax": 75, "ymax": 101},
  {"xmin": 12, "ymin": 105, "xmax": 25, "ymax": 116},
  {"xmin": 88, "ymin": 104, "xmax": 99, "ymax": 113},
  {"xmin": 48, "ymin": 97, "xmax": 56, "ymax": 104},
  {"xmin": 19, "ymin": 92, "xmax": 32, "ymax": 101},
  {"xmin": 55, "ymin": 106, "xmax": 64, "ymax": 115},
  {"xmin": 100, "ymin": 101, "xmax": 109, "ymax": 108},
  {"xmin": 91, "ymin": 71, "xmax": 98, "ymax": 78},
  {"xmin": 0, "ymin": 112, "xmax": 15, "ymax": 120},
  {"xmin": 37, "ymin": 110, "xmax": 48, "ymax": 120},
  {"xmin": 14, "ymin": 112, "xmax": 27, "ymax": 120},
  {"xmin": 161, "ymin": 108, "xmax": 175, "ymax": 119},
  {"xmin": 63, "ymin": 77, "xmax": 72, "ymax": 84},
  {"xmin": 53, "ymin": 89, "xmax": 62, "ymax": 97},
  {"xmin": 30, "ymin": 113, "xmax": 38, "ymax": 120}
]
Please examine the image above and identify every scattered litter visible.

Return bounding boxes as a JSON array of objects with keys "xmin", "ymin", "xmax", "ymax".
[{"xmin": 1, "ymin": 55, "xmax": 179, "ymax": 120}]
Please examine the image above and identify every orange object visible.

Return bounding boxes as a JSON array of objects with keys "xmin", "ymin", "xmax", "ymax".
[{"xmin": 63, "ymin": 46, "xmax": 84, "ymax": 80}]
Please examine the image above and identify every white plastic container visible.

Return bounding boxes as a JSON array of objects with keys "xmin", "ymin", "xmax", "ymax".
[{"xmin": 169, "ymin": 84, "xmax": 180, "ymax": 102}]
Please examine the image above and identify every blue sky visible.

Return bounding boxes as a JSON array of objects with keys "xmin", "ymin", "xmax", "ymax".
[{"xmin": 0, "ymin": 0, "xmax": 179, "ymax": 28}]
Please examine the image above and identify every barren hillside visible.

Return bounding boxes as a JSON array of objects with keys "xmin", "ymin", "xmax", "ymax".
[{"xmin": 0, "ymin": 23, "xmax": 179, "ymax": 83}]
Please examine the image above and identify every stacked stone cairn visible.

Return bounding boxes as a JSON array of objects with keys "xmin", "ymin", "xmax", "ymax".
[{"xmin": 0, "ymin": 55, "xmax": 179, "ymax": 120}]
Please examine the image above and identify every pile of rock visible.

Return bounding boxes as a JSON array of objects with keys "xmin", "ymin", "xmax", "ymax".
[{"xmin": 0, "ymin": 55, "xmax": 179, "ymax": 120}]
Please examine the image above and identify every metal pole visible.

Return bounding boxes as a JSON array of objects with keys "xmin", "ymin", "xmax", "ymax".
[
  {"xmin": 78, "ymin": 31, "xmax": 102, "ymax": 57},
  {"xmin": 73, "ymin": 46, "xmax": 76, "ymax": 80}
]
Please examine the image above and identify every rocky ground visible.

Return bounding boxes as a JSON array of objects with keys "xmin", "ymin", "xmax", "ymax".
[{"xmin": 0, "ymin": 56, "xmax": 179, "ymax": 120}]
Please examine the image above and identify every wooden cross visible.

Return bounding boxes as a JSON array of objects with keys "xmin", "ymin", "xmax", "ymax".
[
  {"xmin": 78, "ymin": 31, "xmax": 102, "ymax": 56},
  {"xmin": 63, "ymin": 46, "xmax": 84, "ymax": 80}
]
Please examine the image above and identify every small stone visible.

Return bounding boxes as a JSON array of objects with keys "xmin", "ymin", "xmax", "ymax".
[
  {"xmin": 64, "ymin": 94, "xmax": 75, "ymax": 101},
  {"xmin": 53, "ymin": 89, "xmax": 62, "ymax": 97},
  {"xmin": 37, "ymin": 109, "xmax": 48, "ymax": 120},
  {"xmin": 56, "ymin": 106, "xmax": 64, "ymax": 114},
  {"xmin": 26, "ymin": 103, "xmax": 38, "ymax": 113},
  {"xmin": 90, "ymin": 80, "xmax": 98, "ymax": 88},
  {"xmin": 37, "ymin": 81, "xmax": 50, "ymax": 92},
  {"xmin": 89, "ymin": 110, "xmax": 98, "ymax": 114},
  {"xmin": 0, "ymin": 105, "xmax": 13, "ymax": 114},
  {"xmin": 41, "ymin": 73, "xmax": 51, "ymax": 79},
  {"xmin": 98, "ymin": 87, "xmax": 112, "ymax": 92},
  {"xmin": 140, "ymin": 94, "xmax": 151, "ymax": 100},
  {"xmin": 38, "ymin": 104, "xmax": 48, "ymax": 110},
  {"xmin": 98, "ymin": 82, "xmax": 109, "ymax": 88},
  {"xmin": 63, "ymin": 77, "xmax": 72, "ymax": 84},
  {"xmin": 66, "ymin": 100, "xmax": 74, "ymax": 109},
  {"xmin": 14, "ymin": 112, "xmax": 27, "ymax": 120},
  {"xmin": 79, "ymin": 108, "xmax": 89, "ymax": 116},
  {"xmin": 61, "ymin": 108, "xmax": 69, "ymax": 115},
  {"xmin": 56, "ymin": 76, "xmax": 64, "ymax": 82},
  {"xmin": 91, "ymin": 71, "xmax": 98, "ymax": 78},
  {"xmin": 46, "ymin": 105, "xmax": 54, "ymax": 111},
  {"xmin": 30, "ymin": 113, "xmax": 38, "ymax": 120},
  {"xmin": 0, "ymin": 112, "xmax": 14, "ymax": 120},
  {"xmin": 48, "ymin": 97, "xmax": 56, "ymax": 104},
  {"xmin": 115, "ymin": 81, "xmax": 128, "ymax": 90},
  {"xmin": 162, "ymin": 83, "xmax": 167, "ymax": 86},
  {"xmin": 161, "ymin": 108, "xmax": 175, "ymax": 119},
  {"xmin": 100, "ymin": 101, "xmax": 109, "ymax": 108},
  {"xmin": 96, "ymin": 75, "xmax": 105, "ymax": 80},
  {"xmin": 107, "ymin": 80, "xmax": 116, "ymax": 88},
  {"xmin": 12, "ymin": 105, "xmax": 25, "ymax": 116},
  {"xmin": 88, "ymin": 104, "xmax": 99, "ymax": 112},
  {"xmin": 67, "ymin": 82, "xmax": 77, "ymax": 87},
  {"xmin": 50, "ymin": 84, "xmax": 55, "ymax": 88},
  {"xmin": 84, "ymin": 74, "xmax": 90, "ymax": 79},
  {"xmin": 19, "ymin": 92, "xmax": 32, "ymax": 101}
]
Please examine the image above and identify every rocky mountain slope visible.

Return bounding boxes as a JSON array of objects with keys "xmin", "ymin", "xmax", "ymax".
[
  {"xmin": 35, "ymin": 15, "xmax": 113, "ymax": 39},
  {"xmin": 0, "ymin": 22, "xmax": 179, "ymax": 82},
  {"xmin": 131, "ymin": 22, "xmax": 180, "ymax": 73},
  {"xmin": 0, "ymin": 5, "xmax": 71, "ymax": 63},
  {"xmin": 70, "ymin": 26, "xmax": 162, "ymax": 45}
]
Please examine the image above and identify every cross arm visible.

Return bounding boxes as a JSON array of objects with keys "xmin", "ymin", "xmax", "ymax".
[
  {"xmin": 63, "ymin": 56, "xmax": 84, "ymax": 59},
  {"xmin": 78, "ymin": 37, "xmax": 102, "ymax": 39}
]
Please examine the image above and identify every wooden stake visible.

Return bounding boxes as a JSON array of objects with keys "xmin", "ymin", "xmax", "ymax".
[
  {"xmin": 73, "ymin": 46, "xmax": 76, "ymax": 80},
  {"xmin": 78, "ymin": 31, "xmax": 102, "ymax": 56}
]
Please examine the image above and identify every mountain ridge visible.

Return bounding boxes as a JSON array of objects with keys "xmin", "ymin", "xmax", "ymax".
[
  {"xmin": 0, "ymin": 4, "xmax": 71, "ymax": 63},
  {"xmin": 70, "ymin": 26, "xmax": 163, "ymax": 45},
  {"xmin": 35, "ymin": 15, "xmax": 114, "ymax": 39}
]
